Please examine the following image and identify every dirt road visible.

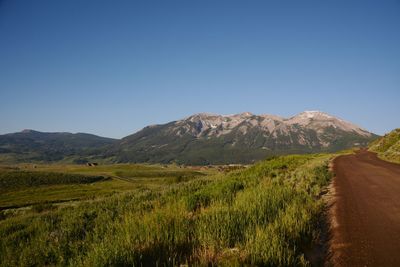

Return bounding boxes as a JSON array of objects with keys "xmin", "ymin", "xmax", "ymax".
[{"xmin": 330, "ymin": 149, "xmax": 400, "ymax": 266}]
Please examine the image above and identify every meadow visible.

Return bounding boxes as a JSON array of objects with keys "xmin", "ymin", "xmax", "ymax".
[
  {"xmin": 0, "ymin": 164, "xmax": 207, "ymax": 209},
  {"xmin": 0, "ymin": 154, "xmax": 332, "ymax": 266}
]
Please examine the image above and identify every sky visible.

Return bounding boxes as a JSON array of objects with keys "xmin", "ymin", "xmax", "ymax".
[{"xmin": 0, "ymin": 0, "xmax": 399, "ymax": 138}]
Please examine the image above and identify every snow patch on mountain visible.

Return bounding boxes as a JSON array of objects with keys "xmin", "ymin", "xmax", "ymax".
[{"xmin": 173, "ymin": 110, "xmax": 372, "ymax": 140}]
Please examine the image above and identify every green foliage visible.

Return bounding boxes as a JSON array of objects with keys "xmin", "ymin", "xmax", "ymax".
[
  {"xmin": 0, "ymin": 154, "xmax": 333, "ymax": 266},
  {"xmin": 115, "ymin": 169, "xmax": 205, "ymax": 179},
  {"xmin": 0, "ymin": 170, "xmax": 106, "ymax": 190},
  {"xmin": 186, "ymin": 191, "xmax": 211, "ymax": 211},
  {"xmin": 0, "ymin": 211, "xmax": 6, "ymax": 221},
  {"xmin": 31, "ymin": 202, "xmax": 55, "ymax": 213},
  {"xmin": 369, "ymin": 128, "xmax": 400, "ymax": 152},
  {"xmin": 0, "ymin": 164, "xmax": 211, "ymax": 209},
  {"xmin": 369, "ymin": 128, "xmax": 400, "ymax": 163}
]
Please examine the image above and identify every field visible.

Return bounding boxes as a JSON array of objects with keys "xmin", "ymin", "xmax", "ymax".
[
  {"xmin": 0, "ymin": 164, "xmax": 208, "ymax": 210},
  {"xmin": 0, "ymin": 154, "xmax": 333, "ymax": 266}
]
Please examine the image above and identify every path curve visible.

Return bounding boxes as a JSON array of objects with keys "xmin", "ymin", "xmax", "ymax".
[{"xmin": 330, "ymin": 149, "xmax": 400, "ymax": 266}]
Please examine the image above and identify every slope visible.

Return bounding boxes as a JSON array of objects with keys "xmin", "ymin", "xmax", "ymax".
[
  {"xmin": 369, "ymin": 128, "xmax": 400, "ymax": 163},
  {"xmin": 0, "ymin": 130, "xmax": 116, "ymax": 163}
]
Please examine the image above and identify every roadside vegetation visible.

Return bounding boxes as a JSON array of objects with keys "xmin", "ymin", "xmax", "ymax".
[
  {"xmin": 0, "ymin": 154, "xmax": 332, "ymax": 266},
  {"xmin": 369, "ymin": 128, "xmax": 400, "ymax": 163}
]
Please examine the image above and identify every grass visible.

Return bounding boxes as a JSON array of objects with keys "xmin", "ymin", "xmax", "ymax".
[
  {"xmin": 0, "ymin": 179, "xmax": 135, "ymax": 209},
  {"xmin": 0, "ymin": 170, "xmax": 106, "ymax": 190},
  {"xmin": 0, "ymin": 154, "xmax": 333, "ymax": 266},
  {"xmin": 369, "ymin": 128, "xmax": 400, "ymax": 163},
  {"xmin": 0, "ymin": 164, "xmax": 210, "ymax": 210}
]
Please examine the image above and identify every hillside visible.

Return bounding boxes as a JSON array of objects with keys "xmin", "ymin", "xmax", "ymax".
[
  {"xmin": 369, "ymin": 128, "xmax": 400, "ymax": 163},
  {"xmin": 108, "ymin": 111, "xmax": 378, "ymax": 165},
  {"xmin": 0, "ymin": 130, "xmax": 116, "ymax": 163}
]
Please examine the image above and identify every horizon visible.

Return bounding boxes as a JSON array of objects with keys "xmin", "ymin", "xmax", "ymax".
[
  {"xmin": 3, "ymin": 109, "xmax": 380, "ymax": 139},
  {"xmin": 1, "ymin": 1, "xmax": 399, "ymax": 138}
]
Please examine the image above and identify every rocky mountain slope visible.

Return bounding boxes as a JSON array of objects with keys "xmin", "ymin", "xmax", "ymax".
[
  {"xmin": 369, "ymin": 128, "xmax": 400, "ymax": 163},
  {"xmin": 108, "ymin": 111, "xmax": 377, "ymax": 164}
]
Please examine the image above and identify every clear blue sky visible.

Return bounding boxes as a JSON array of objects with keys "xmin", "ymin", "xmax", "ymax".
[{"xmin": 0, "ymin": 0, "xmax": 399, "ymax": 138}]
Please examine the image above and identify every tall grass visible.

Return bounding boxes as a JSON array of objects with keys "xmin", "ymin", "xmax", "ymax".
[
  {"xmin": 369, "ymin": 128, "xmax": 400, "ymax": 163},
  {"xmin": 0, "ymin": 154, "xmax": 332, "ymax": 266}
]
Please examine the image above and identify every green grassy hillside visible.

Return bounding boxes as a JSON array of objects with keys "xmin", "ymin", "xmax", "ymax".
[
  {"xmin": 369, "ymin": 128, "xmax": 400, "ymax": 163},
  {"xmin": 0, "ymin": 154, "xmax": 333, "ymax": 266},
  {"xmin": 0, "ymin": 130, "xmax": 115, "ymax": 163}
]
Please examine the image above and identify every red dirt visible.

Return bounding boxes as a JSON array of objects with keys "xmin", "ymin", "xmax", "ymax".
[{"xmin": 330, "ymin": 149, "xmax": 400, "ymax": 267}]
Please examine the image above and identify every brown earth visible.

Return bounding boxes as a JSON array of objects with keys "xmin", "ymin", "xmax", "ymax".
[{"xmin": 330, "ymin": 149, "xmax": 400, "ymax": 267}]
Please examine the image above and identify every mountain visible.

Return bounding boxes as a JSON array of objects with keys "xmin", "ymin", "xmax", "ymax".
[
  {"xmin": 0, "ymin": 130, "xmax": 116, "ymax": 163},
  {"xmin": 369, "ymin": 128, "xmax": 400, "ymax": 163},
  {"xmin": 108, "ymin": 111, "xmax": 378, "ymax": 165},
  {"xmin": 0, "ymin": 111, "xmax": 379, "ymax": 165}
]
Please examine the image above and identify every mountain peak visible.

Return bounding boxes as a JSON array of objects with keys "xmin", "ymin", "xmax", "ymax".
[
  {"xmin": 237, "ymin": 112, "xmax": 253, "ymax": 117},
  {"xmin": 295, "ymin": 110, "xmax": 333, "ymax": 119},
  {"xmin": 179, "ymin": 111, "xmax": 371, "ymax": 137},
  {"xmin": 21, "ymin": 129, "xmax": 37, "ymax": 133},
  {"xmin": 188, "ymin": 112, "xmax": 254, "ymax": 120},
  {"xmin": 286, "ymin": 111, "xmax": 371, "ymax": 137},
  {"xmin": 186, "ymin": 113, "xmax": 218, "ymax": 120}
]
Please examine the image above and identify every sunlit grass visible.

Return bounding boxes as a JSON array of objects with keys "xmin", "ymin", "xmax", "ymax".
[{"xmin": 0, "ymin": 154, "xmax": 332, "ymax": 266}]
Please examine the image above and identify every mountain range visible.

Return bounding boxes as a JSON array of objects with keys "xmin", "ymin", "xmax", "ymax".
[{"xmin": 0, "ymin": 111, "xmax": 378, "ymax": 165}]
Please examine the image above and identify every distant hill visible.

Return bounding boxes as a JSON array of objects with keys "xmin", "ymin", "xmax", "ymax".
[
  {"xmin": 107, "ymin": 111, "xmax": 378, "ymax": 165},
  {"xmin": 369, "ymin": 128, "xmax": 400, "ymax": 163},
  {"xmin": 0, "ymin": 130, "xmax": 116, "ymax": 163}
]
